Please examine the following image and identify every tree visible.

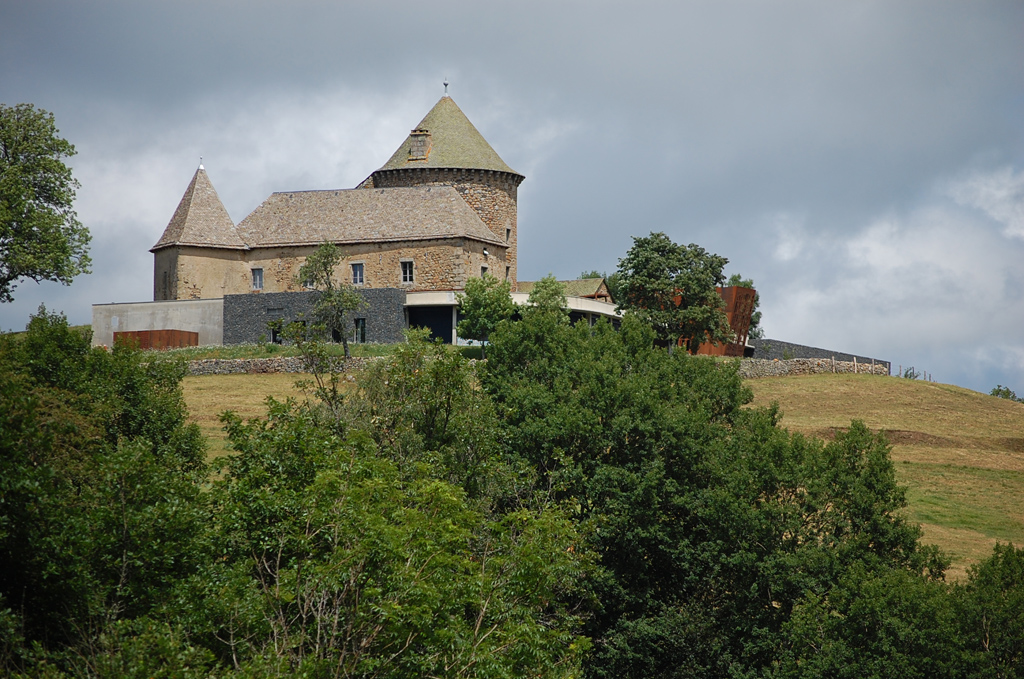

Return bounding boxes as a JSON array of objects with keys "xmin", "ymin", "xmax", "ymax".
[
  {"xmin": 727, "ymin": 273, "xmax": 763, "ymax": 340},
  {"xmin": 456, "ymin": 273, "xmax": 514, "ymax": 358},
  {"xmin": 297, "ymin": 242, "xmax": 365, "ymax": 358},
  {"xmin": 527, "ymin": 274, "xmax": 567, "ymax": 316},
  {"xmin": 0, "ymin": 104, "xmax": 91, "ymax": 302},
  {"xmin": 991, "ymin": 385, "xmax": 1024, "ymax": 403},
  {"xmin": 615, "ymin": 232, "xmax": 732, "ymax": 353}
]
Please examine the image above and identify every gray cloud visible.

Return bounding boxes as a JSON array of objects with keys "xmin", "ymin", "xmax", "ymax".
[{"xmin": 1, "ymin": 0, "xmax": 1023, "ymax": 392}]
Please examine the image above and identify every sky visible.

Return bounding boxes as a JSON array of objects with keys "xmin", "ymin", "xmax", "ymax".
[{"xmin": 2, "ymin": 1, "xmax": 1023, "ymax": 393}]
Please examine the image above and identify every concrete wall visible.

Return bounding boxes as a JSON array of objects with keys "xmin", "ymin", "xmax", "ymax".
[
  {"xmin": 222, "ymin": 288, "xmax": 407, "ymax": 345},
  {"xmin": 92, "ymin": 298, "xmax": 224, "ymax": 347}
]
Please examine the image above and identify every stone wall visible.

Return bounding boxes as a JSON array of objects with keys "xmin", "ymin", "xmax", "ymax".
[
  {"xmin": 738, "ymin": 358, "xmax": 890, "ymax": 379},
  {"xmin": 187, "ymin": 356, "xmax": 377, "ymax": 376},
  {"xmin": 369, "ymin": 168, "xmax": 521, "ymax": 289},
  {"xmin": 749, "ymin": 338, "xmax": 890, "ymax": 373},
  {"xmin": 222, "ymin": 288, "xmax": 406, "ymax": 345}
]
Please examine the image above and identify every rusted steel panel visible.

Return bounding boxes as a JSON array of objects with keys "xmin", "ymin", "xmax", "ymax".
[{"xmin": 693, "ymin": 286, "xmax": 756, "ymax": 356}]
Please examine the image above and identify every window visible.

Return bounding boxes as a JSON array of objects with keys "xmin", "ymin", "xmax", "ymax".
[
  {"xmin": 401, "ymin": 260, "xmax": 414, "ymax": 284},
  {"xmin": 481, "ymin": 265, "xmax": 489, "ymax": 277},
  {"xmin": 505, "ymin": 265, "xmax": 510, "ymax": 281},
  {"xmin": 506, "ymin": 227, "xmax": 511, "ymax": 242},
  {"xmin": 251, "ymin": 268, "xmax": 264, "ymax": 291},
  {"xmin": 352, "ymin": 318, "xmax": 366, "ymax": 344},
  {"xmin": 351, "ymin": 262, "xmax": 364, "ymax": 285}
]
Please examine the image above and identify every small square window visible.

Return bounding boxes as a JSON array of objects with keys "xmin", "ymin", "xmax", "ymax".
[
  {"xmin": 251, "ymin": 268, "xmax": 264, "ymax": 291},
  {"xmin": 351, "ymin": 262, "xmax": 364, "ymax": 285},
  {"xmin": 401, "ymin": 260, "xmax": 414, "ymax": 284},
  {"xmin": 481, "ymin": 265, "xmax": 489, "ymax": 278}
]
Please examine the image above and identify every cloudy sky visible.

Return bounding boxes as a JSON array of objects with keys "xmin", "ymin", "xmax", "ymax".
[{"xmin": 2, "ymin": 1, "xmax": 1023, "ymax": 392}]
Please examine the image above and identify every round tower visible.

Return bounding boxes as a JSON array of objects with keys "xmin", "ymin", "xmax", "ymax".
[{"xmin": 360, "ymin": 96, "xmax": 525, "ymax": 289}]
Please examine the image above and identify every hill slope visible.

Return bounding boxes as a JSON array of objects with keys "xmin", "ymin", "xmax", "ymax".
[
  {"xmin": 747, "ymin": 373, "xmax": 1024, "ymax": 579},
  {"xmin": 182, "ymin": 370, "xmax": 1024, "ymax": 579}
]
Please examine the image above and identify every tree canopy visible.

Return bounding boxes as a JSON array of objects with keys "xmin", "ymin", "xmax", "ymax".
[
  {"xmin": 615, "ymin": 231, "xmax": 732, "ymax": 353},
  {"xmin": 297, "ymin": 241, "xmax": 365, "ymax": 358},
  {"xmin": 0, "ymin": 104, "xmax": 91, "ymax": 302},
  {"xmin": 5, "ymin": 300, "xmax": 1024, "ymax": 677},
  {"xmin": 456, "ymin": 273, "xmax": 514, "ymax": 358}
]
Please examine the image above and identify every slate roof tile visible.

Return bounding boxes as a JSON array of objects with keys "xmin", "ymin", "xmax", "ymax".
[
  {"xmin": 236, "ymin": 185, "xmax": 505, "ymax": 248},
  {"xmin": 151, "ymin": 167, "xmax": 246, "ymax": 251},
  {"xmin": 376, "ymin": 96, "xmax": 521, "ymax": 176}
]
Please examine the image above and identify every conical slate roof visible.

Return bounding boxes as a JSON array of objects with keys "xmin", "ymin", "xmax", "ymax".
[
  {"xmin": 151, "ymin": 166, "xmax": 247, "ymax": 251},
  {"xmin": 375, "ymin": 96, "xmax": 521, "ymax": 176}
]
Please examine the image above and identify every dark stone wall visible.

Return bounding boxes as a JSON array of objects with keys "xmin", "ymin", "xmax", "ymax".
[
  {"xmin": 749, "ymin": 338, "xmax": 890, "ymax": 373},
  {"xmin": 223, "ymin": 289, "xmax": 407, "ymax": 345}
]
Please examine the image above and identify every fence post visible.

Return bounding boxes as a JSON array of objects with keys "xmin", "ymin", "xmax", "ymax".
[
  {"xmin": 832, "ymin": 356, "xmax": 836, "ymax": 373},
  {"xmin": 854, "ymin": 356, "xmax": 858, "ymax": 374}
]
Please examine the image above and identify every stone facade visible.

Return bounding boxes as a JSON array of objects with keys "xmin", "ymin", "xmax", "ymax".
[
  {"xmin": 222, "ymin": 289, "xmax": 406, "ymax": 345},
  {"xmin": 237, "ymin": 238, "xmax": 505, "ymax": 296},
  {"xmin": 366, "ymin": 168, "xmax": 522, "ymax": 289},
  {"xmin": 155, "ymin": 246, "xmax": 248, "ymax": 300}
]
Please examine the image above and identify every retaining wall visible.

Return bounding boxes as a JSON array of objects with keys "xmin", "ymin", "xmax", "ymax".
[
  {"xmin": 738, "ymin": 358, "xmax": 890, "ymax": 379},
  {"xmin": 187, "ymin": 356, "xmax": 377, "ymax": 376},
  {"xmin": 749, "ymin": 338, "xmax": 889, "ymax": 373}
]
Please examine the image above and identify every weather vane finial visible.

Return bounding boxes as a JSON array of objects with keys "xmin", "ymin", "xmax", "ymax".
[
  {"xmin": 199, "ymin": 156, "xmax": 204, "ymax": 170},
  {"xmin": 443, "ymin": 78, "xmax": 449, "ymax": 95}
]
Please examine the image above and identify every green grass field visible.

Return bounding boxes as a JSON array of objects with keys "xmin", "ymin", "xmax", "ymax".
[
  {"xmin": 747, "ymin": 373, "xmax": 1024, "ymax": 579},
  {"xmin": 181, "ymin": 368, "xmax": 1023, "ymax": 579}
]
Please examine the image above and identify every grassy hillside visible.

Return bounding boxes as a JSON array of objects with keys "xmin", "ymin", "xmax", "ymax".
[
  {"xmin": 182, "ymin": 368, "xmax": 1023, "ymax": 579},
  {"xmin": 747, "ymin": 373, "xmax": 1024, "ymax": 579}
]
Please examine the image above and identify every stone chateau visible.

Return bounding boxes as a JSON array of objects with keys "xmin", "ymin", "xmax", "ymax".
[{"xmin": 92, "ymin": 95, "xmax": 619, "ymax": 347}]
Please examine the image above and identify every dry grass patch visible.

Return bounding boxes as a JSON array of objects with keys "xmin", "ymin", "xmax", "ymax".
[
  {"xmin": 182, "ymin": 373, "xmax": 309, "ymax": 459},
  {"xmin": 747, "ymin": 373, "xmax": 1024, "ymax": 577}
]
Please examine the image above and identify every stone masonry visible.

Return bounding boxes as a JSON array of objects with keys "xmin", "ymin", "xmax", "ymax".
[
  {"xmin": 222, "ymin": 288, "xmax": 406, "ymax": 345},
  {"xmin": 368, "ymin": 168, "xmax": 522, "ymax": 289}
]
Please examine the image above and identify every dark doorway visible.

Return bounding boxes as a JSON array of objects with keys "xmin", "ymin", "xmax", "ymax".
[{"xmin": 407, "ymin": 306, "xmax": 453, "ymax": 344}]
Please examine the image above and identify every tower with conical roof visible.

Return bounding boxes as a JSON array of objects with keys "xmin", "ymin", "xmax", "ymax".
[
  {"xmin": 360, "ymin": 96, "xmax": 525, "ymax": 288},
  {"xmin": 151, "ymin": 164, "xmax": 248, "ymax": 300}
]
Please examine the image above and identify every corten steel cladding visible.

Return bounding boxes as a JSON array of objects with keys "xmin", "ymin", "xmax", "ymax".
[
  {"xmin": 694, "ymin": 286, "xmax": 757, "ymax": 357},
  {"xmin": 113, "ymin": 329, "xmax": 199, "ymax": 350}
]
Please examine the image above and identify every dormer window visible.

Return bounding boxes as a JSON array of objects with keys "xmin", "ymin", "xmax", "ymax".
[{"xmin": 408, "ymin": 128, "xmax": 431, "ymax": 160}]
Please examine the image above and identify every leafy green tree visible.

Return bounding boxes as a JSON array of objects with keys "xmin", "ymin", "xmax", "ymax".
[
  {"xmin": 956, "ymin": 543, "xmax": 1024, "ymax": 677},
  {"xmin": 177, "ymin": 391, "xmax": 590, "ymax": 678},
  {"xmin": 726, "ymin": 272, "xmax": 763, "ymax": 340},
  {"xmin": 779, "ymin": 566, "xmax": 963, "ymax": 679},
  {"xmin": 526, "ymin": 274, "xmax": 567, "ymax": 316},
  {"xmin": 0, "ymin": 307, "xmax": 207, "ymax": 672},
  {"xmin": 457, "ymin": 273, "xmax": 514, "ymax": 358},
  {"xmin": 0, "ymin": 104, "xmax": 91, "ymax": 302},
  {"xmin": 616, "ymin": 232, "xmax": 732, "ymax": 353},
  {"xmin": 297, "ymin": 241, "xmax": 365, "ymax": 358},
  {"xmin": 991, "ymin": 385, "xmax": 1024, "ymax": 403},
  {"xmin": 482, "ymin": 306, "xmax": 942, "ymax": 678}
]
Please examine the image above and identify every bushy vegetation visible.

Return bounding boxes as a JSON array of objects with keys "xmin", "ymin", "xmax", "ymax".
[{"xmin": 4, "ymin": 305, "xmax": 1024, "ymax": 677}]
